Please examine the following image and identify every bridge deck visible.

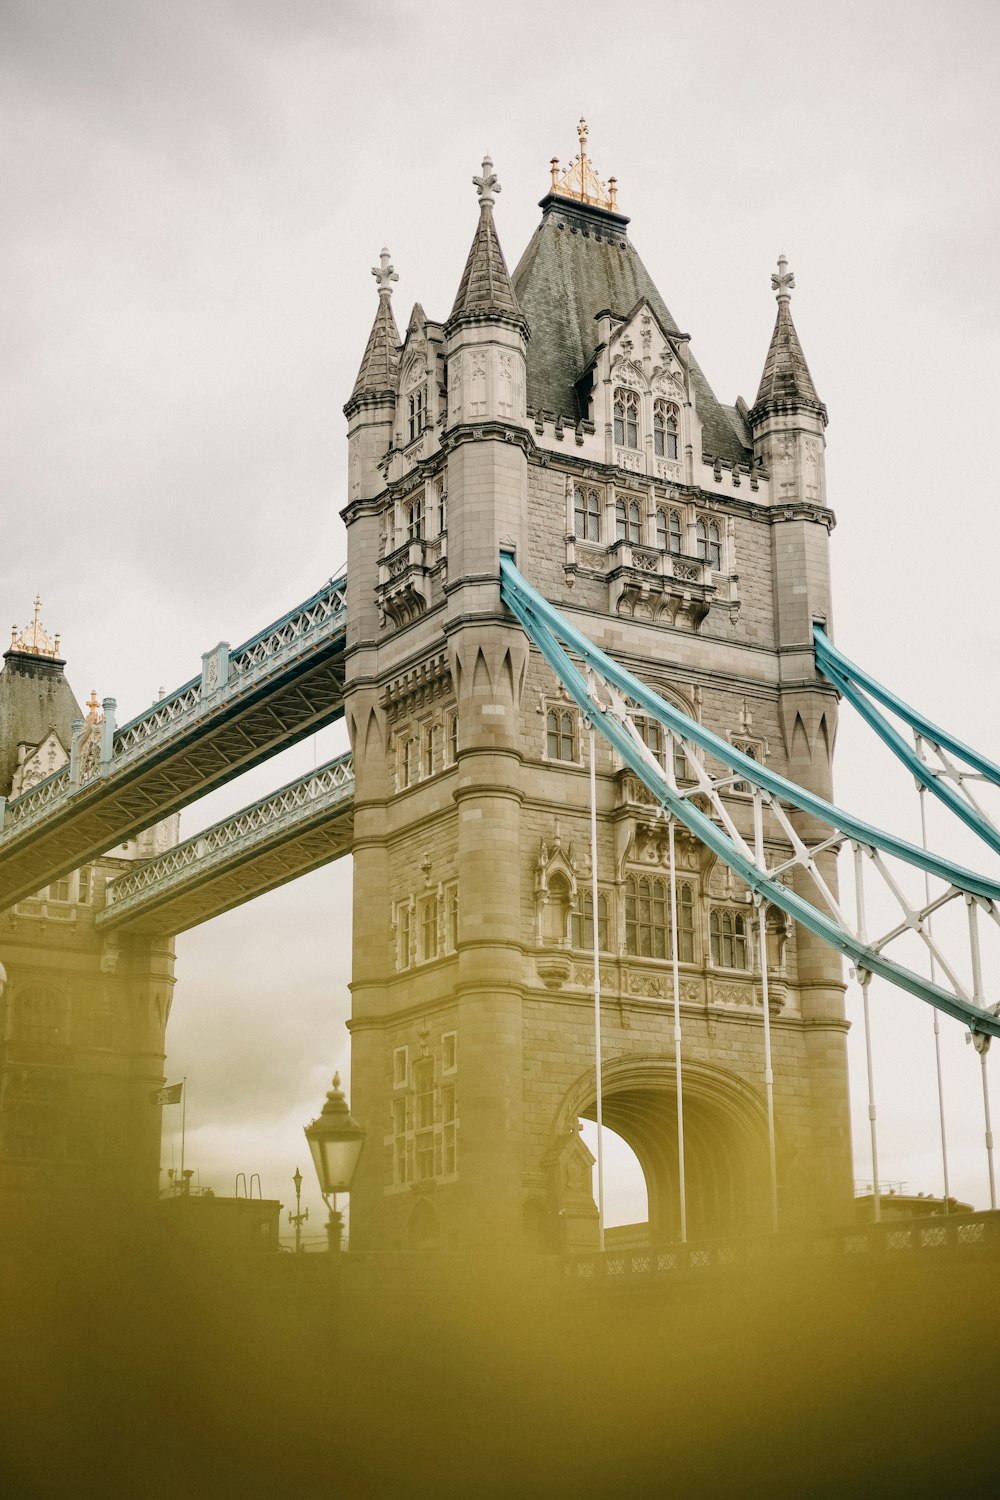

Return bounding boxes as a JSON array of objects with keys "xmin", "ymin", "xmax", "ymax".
[
  {"xmin": 96, "ymin": 753, "xmax": 354, "ymax": 935},
  {"xmin": 0, "ymin": 578, "xmax": 347, "ymax": 909}
]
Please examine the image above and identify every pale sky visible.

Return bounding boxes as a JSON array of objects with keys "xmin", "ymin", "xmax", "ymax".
[{"xmin": 3, "ymin": 0, "xmax": 999, "ymax": 1239}]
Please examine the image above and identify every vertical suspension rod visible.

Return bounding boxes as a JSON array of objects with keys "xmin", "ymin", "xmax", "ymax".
[
  {"xmin": 918, "ymin": 778, "xmax": 951, "ymax": 1210},
  {"xmin": 668, "ymin": 816, "xmax": 687, "ymax": 1243},
  {"xmin": 967, "ymin": 896, "xmax": 997, "ymax": 1211},
  {"xmin": 753, "ymin": 791, "xmax": 779, "ymax": 1232},
  {"xmin": 588, "ymin": 721, "xmax": 606, "ymax": 1252},
  {"xmin": 854, "ymin": 843, "xmax": 880, "ymax": 1223}
]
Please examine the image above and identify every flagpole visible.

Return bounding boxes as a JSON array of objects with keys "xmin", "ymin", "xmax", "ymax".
[{"xmin": 180, "ymin": 1076, "xmax": 187, "ymax": 1188}]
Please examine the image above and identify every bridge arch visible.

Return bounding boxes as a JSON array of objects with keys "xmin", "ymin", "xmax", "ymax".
[{"xmin": 554, "ymin": 1053, "xmax": 770, "ymax": 1243}]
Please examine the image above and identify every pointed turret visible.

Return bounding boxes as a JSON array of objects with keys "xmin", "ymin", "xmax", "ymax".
[
  {"xmin": 445, "ymin": 155, "xmax": 528, "ymax": 337},
  {"xmin": 750, "ymin": 255, "xmax": 825, "ymax": 420},
  {"xmin": 345, "ymin": 247, "xmax": 401, "ymax": 413}
]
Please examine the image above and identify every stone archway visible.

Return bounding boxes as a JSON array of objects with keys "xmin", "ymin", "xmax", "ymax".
[{"xmin": 552, "ymin": 1054, "xmax": 770, "ymax": 1244}]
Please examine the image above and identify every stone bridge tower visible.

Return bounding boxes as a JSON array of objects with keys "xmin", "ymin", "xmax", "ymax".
[
  {"xmin": 342, "ymin": 128, "xmax": 851, "ymax": 1254},
  {"xmin": 0, "ymin": 602, "xmax": 177, "ymax": 1227}
]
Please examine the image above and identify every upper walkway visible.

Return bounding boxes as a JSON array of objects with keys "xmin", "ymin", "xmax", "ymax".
[
  {"xmin": 96, "ymin": 752, "xmax": 354, "ymax": 935},
  {"xmin": 0, "ymin": 577, "xmax": 347, "ymax": 909}
]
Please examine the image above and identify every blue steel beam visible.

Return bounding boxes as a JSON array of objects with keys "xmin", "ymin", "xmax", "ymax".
[
  {"xmin": 814, "ymin": 625, "xmax": 1000, "ymax": 858},
  {"xmin": 499, "ymin": 551, "xmax": 1000, "ymax": 1040}
]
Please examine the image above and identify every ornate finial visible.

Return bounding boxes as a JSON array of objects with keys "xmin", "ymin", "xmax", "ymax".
[
  {"xmin": 371, "ymin": 246, "xmax": 398, "ymax": 298},
  {"xmin": 86, "ymin": 689, "xmax": 101, "ymax": 722},
  {"xmin": 771, "ymin": 253, "xmax": 795, "ymax": 303},
  {"xmin": 332, "ymin": 1070, "xmax": 342, "ymax": 1091},
  {"xmin": 9, "ymin": 596, "xmax": 59, "ymax": 658},
  {"xmin": 473, "ymin": 153, "xmax": 501, "ymax": 209},
  {"xmin": 549, "ymin": 122, "xmax": 618, "ymax": 211}
]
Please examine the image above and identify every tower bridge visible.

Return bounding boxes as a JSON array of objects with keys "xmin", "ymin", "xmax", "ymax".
[
  {"xmin": 0, "ymin": 575, "xmax": 347, "ymax": 909},
  {"xmin": 2, "ymin": 126, "xmax": 998, "ymax": 1250}
]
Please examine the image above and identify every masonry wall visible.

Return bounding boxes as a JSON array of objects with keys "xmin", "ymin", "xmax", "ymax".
[{"xmin": 342, "ymin": 296, "xmax": 851, "ymax": 1254}]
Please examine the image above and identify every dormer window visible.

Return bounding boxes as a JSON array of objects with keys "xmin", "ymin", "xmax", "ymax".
[
  {"xmin": 616, "ymin": 497, "xmax": 642, "ymax": 545},
  {"xmin": 574, "ymin": 484, "xmax": 601, "ymax": 542},
  {"xmin": 656, "ymin": 507, "xmax": 682, "ymax": 555},
  {"xmin": 614, "ymin": 389, "xmax": 639, "ymax": 449},
  {"xmin": 696, "ymin": 517, "xmax": 721, "ymax": 571},
  {"xmin": 407, "ymin": 385, "xmax": 424, "ymax": 443},
  {"xmin": 654, "ymin": 401, "xmax": 679, "ymax": 460}
]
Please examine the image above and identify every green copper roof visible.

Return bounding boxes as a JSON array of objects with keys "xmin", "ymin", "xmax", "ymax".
[{"xmin": 511, "ymin": 196, "xmax": 749, "ymax": 465}]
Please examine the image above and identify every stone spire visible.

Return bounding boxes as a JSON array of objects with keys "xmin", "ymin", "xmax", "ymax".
[
  {"xmin": 751, "ymin": 255, "xmax": 825, "ymax": 418},
  {"xmin": 347, "ymin": 246, "xmax": 401, "ymax": 408},
  {"xmin": 446, "ymin": 155, "xmax": 527, "ymax": 335}
]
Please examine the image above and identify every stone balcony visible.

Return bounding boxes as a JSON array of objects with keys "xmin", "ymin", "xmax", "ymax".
[{"xmin": 376, "ymin": 535, "xmax": 446, "ymax": 630}]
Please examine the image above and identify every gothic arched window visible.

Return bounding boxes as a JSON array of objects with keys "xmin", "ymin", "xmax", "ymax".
[
  {"xmin": 407, "ymin": 385, "xmax": 424, "ymax": 444},
  {"xmin": 653, "ymin": 401, "xmax": 680, "ymax": 459},
  {"xmin": 710, "ymin": 908, "xmax": 747, "ymax": 969},
  {"xmin": 696, "ymin": 517, "xmax": 721, "ymax": 571},
  {"xmin": 614, "ymin": 389, "xmax": 640, "ymax": 449},
  {"xmin": 571, "ymin": 891, "xmax": 610, "ymax": 952},
  {"xmin": 546, "ymin": 707, "xmax": 576, "ymax": 763},
  {"xmin": 574, "ymin": 484, "xmax": 601, "ymax": 542},
  {"xmin": 406, "ymin": 494, "xmax": 424, "ymax": 541},
  {"xmin": 615, "ymin": 498, "xmax": 642, "ymax": 544},
  {"xmin": 625, "ymin": 875, "xmax": 695, "ymax": 962},
  {"xmin": 656, "ymin": 507, "xmax": 682, "ymax": 554}
]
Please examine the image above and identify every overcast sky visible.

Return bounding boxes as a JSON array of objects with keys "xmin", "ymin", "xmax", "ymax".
[{"xmin": 3, "ymin": 0, "xmax": 999, "ymax": 1238}]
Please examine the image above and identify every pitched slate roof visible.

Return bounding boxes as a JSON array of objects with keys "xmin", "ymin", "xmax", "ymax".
[
  {"xmin": 511, "ymin": 195, "xmax": 749, "ymax": 465},
  {"xmin": 348, "ymin": 290, "xmax": 401, "ymax": 406},
  {"xmin": 447, "ymin": 202, "xmax": 526, "ymax": 331},
  {"xmin": 0, "ymin": 649, "xmax": 81, "ymax": 797},
  {"xmin": 753, "ymin": 296, "xmax": 824, "ymax": 413}
]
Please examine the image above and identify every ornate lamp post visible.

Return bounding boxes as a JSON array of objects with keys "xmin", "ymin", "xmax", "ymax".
[{"xmin": 304, "ymin": 1073, "xmax": 365, "ymax": 1253}]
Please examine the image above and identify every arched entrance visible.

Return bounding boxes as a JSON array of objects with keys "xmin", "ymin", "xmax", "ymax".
[{"xmin": 555, "ymin": 1055, "xmax": 769, "ymax": 1244}]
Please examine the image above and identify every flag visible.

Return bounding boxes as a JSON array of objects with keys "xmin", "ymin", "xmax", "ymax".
[{"xmin": 150, "ymin": 1081, "xmax": 183, "ymax": 1106}]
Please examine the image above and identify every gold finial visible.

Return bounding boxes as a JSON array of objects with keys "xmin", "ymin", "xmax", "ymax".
[
  {"xmin": 549, "ymin": 121, "xmax": 618, "ymax": 212},
  {"xmin": 86, "ymin": 689, "xmax": 101, "ymax": 722},
  {"xmin": 9, "ymin": 596, "xmax": 59, "ymax": 658}
]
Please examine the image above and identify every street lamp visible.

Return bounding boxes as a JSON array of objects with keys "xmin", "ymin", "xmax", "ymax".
[{"xmin": 304, "ymin": 1072, "xmax": 365, "ymax": 1253}]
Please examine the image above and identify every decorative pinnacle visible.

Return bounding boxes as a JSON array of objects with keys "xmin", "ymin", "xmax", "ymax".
[
  {"xmin": 86, "ymin": 689, "xmax": 101, "ymax": 722},
  {"xmin": 771, "ymin": 253, "xmax": 795, "ymax": 302},
  {"xmin": 473, "ymin": 153, "xmax": 501, "ymax": 209},
  {"xmin": 371, "ymin": 246, "xmax": 398, "ymax": 298},
  {"xmin": 578, "ymin": 117, "xmax": 589, "ymax": 156}
]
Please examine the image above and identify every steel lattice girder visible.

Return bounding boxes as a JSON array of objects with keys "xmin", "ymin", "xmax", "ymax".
[
  {"xmin": 814, "ymin": 625, "xmax": 1000, "ymax": 857},
  {"xmin": 97, "ymin": 754, "xmax": 355, "ymax": 935},
  {"xmin": 499, "ymin": 550, "xmax": 1000, "ymax": 1041},
  {"xmin": 0, "ymin": 630, "xmax": 346, "ymax": 910}
]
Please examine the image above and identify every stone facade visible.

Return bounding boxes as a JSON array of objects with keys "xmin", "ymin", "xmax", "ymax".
[
  {"xmin": 0, "ymin": 620, "xmax": 177, "ymax": 1224},
  {"xmin": 343, "ymin": 142, "xmax": 851, "ymax": 1253}
]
